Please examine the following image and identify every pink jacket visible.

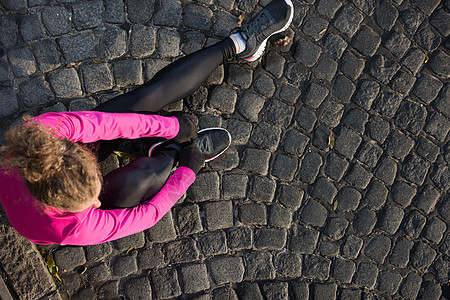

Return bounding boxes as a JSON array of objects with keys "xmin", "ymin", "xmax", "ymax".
[{"xmin": 0, "ymin": 111, "xmax": 196, "ymax": 245}]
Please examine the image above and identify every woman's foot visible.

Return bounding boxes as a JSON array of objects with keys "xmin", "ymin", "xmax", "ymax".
[
  {"xmin": 195, "ymin": 128, "xmax": 232, "ymax": 162},
  {"xmin": 231, "ymin": 0, "xmax": 294, "ymax": 61}
]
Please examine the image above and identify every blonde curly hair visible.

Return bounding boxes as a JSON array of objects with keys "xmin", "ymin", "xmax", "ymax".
[{"xmin": 0, "ymin": 117, "xmax": 102, "ymax": 211}]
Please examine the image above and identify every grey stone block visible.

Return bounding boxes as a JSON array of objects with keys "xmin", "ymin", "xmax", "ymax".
[
  {"xmin": 226, "ymin": 118, "xmax": 252, "ymax": 145},
  {"xmin": 333, "ymin": 5, "xmax": 363, "ymax": 37},
  {"xmin": 130, "ymin": 25, "xmax": 156, "ymax": 58},
  {"xmin": 19, "ymin": 76, "xmax": 53, "ymax": 107},
  {"xmin": 313, "ymin": 283, "xmax": 337, "ymax": 300},
  {"xmin": 353, "ymin": 262, "xmax": 378, "ymax": 289},
  {"xmin": 204, "ymin": 201, "xmax": 233, "ymax": 230},
  {"xmin": 174, "ymin": 204, "xmax": 203, "ymax": 235},
  {"xmin": 389, "ymin": 236, "xmax": 413, "ymax": 268},
  {"xmin": 353, "ymin": 208, "xmax": 376, "ymax": 236},
  {"xmin": 113, "ymin": 59, "xmax": 143, "ymax": 86},
  {"xmin": 413, "ymin": 73, "xmax": 443, "ymax": 104},
  {"xmin": 222, "ymin": 174, "xmax": 248, "ymax": 199},
  {"xmin": 319, "ymin": 241, "xmax": 339, "ymax": 258},
  {"xmin": 250, "ymin": 122, "xmax": 281, "ymax": 151},
  {"xmin": 163, "ymin": 237, "xmax": 199, "ymax": 264},
  {"xmin": 368, "ymin": 116, "xmax": 389, "ymax": 144},
  {"xmin": 105, "ymin": 0, "xmax": 125, "ymax": 23},
  {"xmin": 268, "ymin": 205, "xmax": 292, "ymax": 229},
  {"xmin": 294, "ymin": 38, "xmax": 321, "ymax": 68},
  {"xmin": 81, "ymin": 63, "xmax": 113, "ymax": 93},
  {"xmin": 384, "ymin": 31, "xmax": 411, "ymax": 59},
  {"xmin": 401, "ymin": 8, "xmax": 424, "ymax": 35},
  {"xmin": 311, "ymin": 177, "xmax": 337, "ymax": 204},
  {"xmin": 332, "ymin": 258, "xmax": 355, "ymax": 283},
  {"xmin": 182, "ymin": 31, "xmax": 205, "ymax": 55},
  {"xmin": 198, "ymin": 231, "xmax": 227, "ymax": 256},
  {"xmin": 335, "ymin": 127, "xmax": 362, "ymax": 160},
  {"xmin": 33, "ymin": 39, "xmax": 61, "ymax": 73},
  {"xmin": 314, "ymin": 57, "xmax": 338, "ymax": 82},
  {"xmin": 429, "ymin": 50, "xmax": 449, "ymax": 78},
  {"xmin": 41, "ymin": 6, "xmax": 72, "ymax": 36},
  {"xmin": 111, "ymin": 254, "xmax": 137, "ymax": 277},
  {"xmin": 332, "ymin": 75, "xmax": 355, "ymax": 103},
  {"xmin": 112, "ymin": 232, "xmax": 145, "ymax": 251},
  {"xmin": 151, "ymin": 267, "xmax": 181, "ymax": 299},
  {"xmin": 272, "ymin": 154, "xmax": 298, "ymax": 180},
  {"xmin": 411, "ymin": 241, "xmax": 437, "ymax": 271},
  {"xmin": 378, "ymin": 271, "xmax": 402, "ymax": 295},
  {"xmin": 430, "ymin": 8, "xmax": 450, "ymax": 36},
  {"xmin": 72, "ymin": 1, "xmax": 104, "ymax": 30},
  {"xmin": 375, "ymin": 0, "xmax": 398, "ymax": 31},
  {"xmin": 9, "ymin": 47, "xmax": 36, "ymax": 77},
  {"xmin": 97, "ymin": 27, "xmax": 127, "ymax": 60},
  {"xmin": 325, "ymin": 217, "xmax": 349, "ymax": 240},
  {"xmin": 157, "ymin": 28, "xmax": 180, "ymax": 57},
  {"xmin": 254, "ymin": 228, "xmax": 286, "ymax": 250},
  {"xmin": 297, "ymin": 152, "xmax": 322, "ymax": 184},
  {"xmin": 415, "ymin": 27, "xmax": 441, "ymax": 52},
  {"xmin": 244, "ymin": 251, "xmax": 275, "ymax": 280},
  {"xmin": 303, "ymin": 17, "xmax": 329, "ymax": 41},
  {"xmin": 403, "ymin": 210, "xmax": 426, "ymax": 239},
  {"xmin": 238, "ymin": 202, "xmax": 266, "ymax": 225},
  {"xmin": 278, "ymin": 184, "xmax": 304, "ymax": 210},
  {"xmin": 418, "ymin": 281, "xmax": 442, "ymax": 300},
  {"xmin": 227, "ymin": 227, "xmax": 252, "ymax": 250},
  {"xmin": 188, "ymin": 171, "xmax": 219, "ymax": 202},
  {"xmin": 353, "ymin": 25, "xmax": 381, "ymax": 58},
  {"xmin": 253, "ymin": 73, "xmax": 275, "ymax": 97},
  {"xmin": 392, "ymin": 181, "xmax": 416, "ymax": 207},
  {"xmin": 343, "ymin": 108, "xmax": 369, "ymax": 134},
  {"xmin": 399, "ymin": 272, "xmax": 422, "ymax": 299},
  {"xmin": 424, "ymin": 217, "xmax": 446, "ymax": 244},
  {"xmin": 290, "ymin": 226, "xmax": 320, "ymax": 254},
  {"xmin": 374, "ymin": 157, "xmax": 396, "ymax": 185},
  {"xmin": 212, "ymin": 286, "xmax": 238, "ymax": 300},
  {"xmin": 0, "ymin": 87, "xmax": 19, "ymax": 118},
  {"xmin": 353, "ymin": 80, "xmax": 380, "ymax": 110},
  {"xmin": 228, "ymin": 64, "xmax": 253, "ymax": 89},
  {"xmin": 425, "ymin": 112, "xmax": 449, "ymax": 142},
  {"xmin": 48, "ymin": 68, "xmax": 82, "ymax": 98},
  {"xmin": 296, "ymin": 107, "xmax": 317, "ymax": 133},
  {"xmin": 402, "ymin": 154, "xmax": 430, "ymax": 185},
  {"xmin": 184, "ymin": 3, "xmax": 212, "ymax": 30},
  {"xmin": 84, "ymin": 243, "xmax": 112, "ymax": 262},
  {"xmin": 264, "ymin": 51, "xmax": 286, "ymax": 78},
  {"xmin": 340, "ymin": 51, "xmax": 364, "ymax": 80},
  {"xmin": 324, "ymin": 152, "xmax": 348, "ymax": 181},
  {"xmin": 363, "ymin": 235, "xmax": 391, "ymax": 264},
  {"xmin": 300, "ymin": 199, "xmax": 328, "ymax": 227},
  {"xmin": 370, "ymin": 56, "xmax": 400, "ymax": 85},
  {"xmin": 303, "ymin": 255, "xmax": 331, "ymax": 281},
  {"xmin": 319, "ymin": 100, "xmax": 344, "ymax": 128},
  {"xmin": 316, "ymin": 0, "xmax": 342, "ymax": 18},
  {"xmin": 69, "ymin": 99, "xmax": 97, "ymax": 111},
  {"xmin": 126, "ymin": 0, "xmax": 153, "ymax": 23},
  {"xmin": 137, "ymin": 246, "xmax": 164, "ymax": 269},
  {"xmin": 335, "ymin": 186, "xmax": 361, "ymax": 212},
  {"xmin": 208, "ymin": 85, "xmax": 236, "ymax": 113},
  {"xmin": 395, "ymin": 100, "xmax": 427, "ymax": 136},
  {"xmin": 213, "ymin": 11, "xmax": 238, "ymax": 37},
  {"xmin": 146, "ymin": 211, "xmax": 176, "ymax": 243},
  {"xmin": 249, "ymin": 176, "xmax": 276, "ymax": 202},
  {"xmin": 154, "ymin": 0, "xmax": 181, "ymax": 26},
  {"xmin": 305, "ymin": 83, "xmax": 328, "ymax": 109},
  {"xmin": 179, "ymin": 263, "xmax": 210, "ymax": 293},
  {"xmin": 341, "ymin": 235, "xmax": 363, "ymax": 259},
  {"xmin": 363, "ymin": 179, "xmax": 388, "ymax": 210},
  {"xmin": 324, "ymin": 33, "xmax": 347, "ymax": 59},
  {"xmin": 416, "ymin": 137, "xmax": 440, "ymax": 163},
  {"xmin": 19, "ymin": 15, "xmax": 43, "ymax": 41},
  {"xmin": 402, "ymin": 48, "xmax": 425, "ymax": 75},
  {"xmin": 379, "ymin": 205, "xmax": 404, "ymax": 234},
  {"xmin": 385, "ymin": 130, "xmax": 414, "ymax": 160},
  {"xmin": 84, "ymin": 262, "xmax": 110, "ymax": 285},
  {"xmin": 54, "ymin": 246, "xmax": 86, "ymax": 272},
  {"xmin": 59, "ymin": 32, "xmax": 96, "ymax": 63},
  {"xmin": 240, "ymin": 148, "xmax": 270, "ymax": 175},
  {"xmin": 124, "ymin": 277, "xmax": 152, "ymax": 299},
  {"xmin": 236, "ymin": 92, "xmax": 264, "ymax": 122},
  {"xmin": 263, "ymin": 282, "xmax": 289, "ymax": 300},
  {"xmin": 276, "ymin": 253, "xmax": 302, "ymax": 278},
  {"xmin": 291, "ymin": 281, "xmax": 309, "ymax": 300},
  {"xmin": 415, "ymin": 184, "xmax": 440, "ymax": 214}
]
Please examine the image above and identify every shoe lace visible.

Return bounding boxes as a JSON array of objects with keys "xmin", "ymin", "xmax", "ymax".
[
  {"xmin": 241, "ymin": 11, "xmax": 272, "ymax": 44},
  {"xmin": 196, "ymin": 136, "xmax": 211, "ymax": 153}
]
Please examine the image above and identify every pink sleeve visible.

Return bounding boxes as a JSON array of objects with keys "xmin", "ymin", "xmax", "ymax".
[
  {"xmin": 60, "ymin": 167, "xmax": 196, "ymax": 245},
  {"xmin": 32, "ymin": 111, "xmax": 180, "ymax": 143}
]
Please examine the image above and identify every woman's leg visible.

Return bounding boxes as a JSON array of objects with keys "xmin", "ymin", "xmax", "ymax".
[{"xmin": 94, "ymin": 38, "xmax": 236, "ymax": 113}]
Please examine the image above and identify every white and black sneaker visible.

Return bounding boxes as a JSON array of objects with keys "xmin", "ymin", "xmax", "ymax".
[
  {"xmin": 233, "ymin": 0, "xmax": 294, "ymax": 61},
  {"xmin": 195, "ymin": 128, "xmax": 232, "ymax": 162}
]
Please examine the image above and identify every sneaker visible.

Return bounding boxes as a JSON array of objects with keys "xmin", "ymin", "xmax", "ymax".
[
  {"xmin": 148, "ymin": 141, "xmax": 182, "ymax": 157},
  {"xmin": 195, "ymin": 128, "xmax": 232, "ymax": 162},
  {"xmin": 233, "ymin": 0, "xmax": 294, "ymax": 61}
]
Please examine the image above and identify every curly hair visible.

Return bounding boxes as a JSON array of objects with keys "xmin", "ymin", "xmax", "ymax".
[{"xmin": 0, "ymin": 117, "xmax": 102, "ymax": 211}]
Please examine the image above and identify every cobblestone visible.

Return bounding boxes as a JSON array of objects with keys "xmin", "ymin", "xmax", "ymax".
[
  {"xmin": 340, "ymin": 51, "xmax": 364, "ymax": 80},
  {"xmin": 353, "ymin": 208, "xmax": 376, "ymax": 235},
  {"xmin": 199, "ymin": 231, "xmax": 227, "ymax": 256},
  {"xmin": 363, "ymin": 235, "xmax": 391, "ymax": 264},
  {"xmin": 385, "ymin": 130, "xmax": 414, "ymax": 160},
  {"xmin": 41, "ymin": 6, "xmax": 72, "ymax": 36},
  {"xmin": 353, "ymin": 262, "xmax": 378, "ymax": 289},
  {"xmin": 333, "ymin": 75, "xmax": 355, "ymax": 103},
  {"xmin": 278, "ymin": 185, "xmax": 304, "ymax": 210},
  {"xmin": 310, "ymin": 177, "xmax": 337, "ymax": 204},
  {"xmin": 290, "ymin": 225, "xmax": 320, "ymax": 254},
  {"xmin": 262, "ymin": 99, "xmax": 294, "ymax": 127},
  {"xmin": 19, "ymin": 76, "xmax": 53, "ymax": 107},
  {"xmin": 352, "ymin": 25, "xmax": 380, "ymax": 57},
  {"xmin": 324, "ymin": 33, "xmax": 347, "ymax": 59},
  {"xmin": 353, "ymin": 80, "xmax": 380, "ymax": 110},
  {"xmin": 424, "ymin": 217, "xmax": 446, "ymax": 244},
  {"xmin": 303, "ymin": 255, "xmax": 331, "ymax": 281},
  {"xmin": 333, "ymin": 5, "xmax": 363, "ymax": 37},
  {"xmin": 342, "ymin": 235, "xmax": 363, "ymax": 259},
  {"xmin": 297, "ymin": 152, "xmax": 322, "ymax": 183},
  {"xmin": 227, "ymin": 227, "xmax": 252, "ymax": 250},
  {"xmin": 236, "ymin": 93, "xmax": 264, "ymax": 122},
  {"xmin": 391, "ymin": 71, "xmax": 416, "ymax": 95},
  {"xmin": 238, "ymin": 203, "xmax": 266, "ymax": 225},
  {"xmin": 244, "ymin": 251, "xmax": 275, "ymax": 281},
  {"xmin": 363, "ymin": 179, "xmax": 388, "ymax": 210},
  {"xmin": 392, "ymin": 181, "xmax": 416, "ymax": 207},
  {"xmin": 375, "ymin": 0, "xmax": 398, "ymax": 31},
  {"xmin": 429, "ymin": 50, "xmax": 450, "ymax": 78},
  {"xmin": 326, "ymin": 217, "xmax": 349, "ymax": 240},
  {"xmin": 379, "ymin": 205, "xmax": 404, "ymax": 234},
  {"xmin": 294, "ymin": 38, "xmax": 321, "ymax": 68},
  {"xmin": 204, "ymin": 201, "xmax": 233, "ymax": 230},
  {"xmin": 324, "ymin": 152, "xmax": 349, "ymax": 181},
  {"xmin": 332, "ymin": 258, "xmax": 356, "ymax": 283}
]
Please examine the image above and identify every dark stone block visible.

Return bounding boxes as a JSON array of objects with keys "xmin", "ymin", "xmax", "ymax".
[
  {"xmin": 379, "ymin": 205, "xmax": 404, "ymax": 234},
  {"xmin": 84, "ymin": 263, "xmax": 110, "ymax": 285},
  {"xmin": 392, "ymin": 181, "xmax": 416, "ymax": 207},
  {"xmin": 236, "ymin": 282, "xmax": 263, "ymax": 300},
  {"xmin": 424, "ymin": 217, "xmax": 446, "ymax": 244},
  {"xmin": 268, "ymin": 205, "xmax": 292, "ymax": 228},
  {"xmin": 385, "ymin": 130, "xmax": 414, "ymax": 160},
  {"xmin": 291, "ymin": 281, "xmax": 309, "ymax": 300},
  {"xmin": 413, "ymin": 73, "xmax": 443, "ymax": 104},
  {"xmin": 237, "ymin": 0, "xmax": 258, "ymax": 11},
  {"xmin": 113, "ymin": 59, "xmax": 143, "ymax": 86},
  {"xmin": 368, "ymin": 116, "xmax": 389, "ymax": 144},
  {"xmin": 353, "ymin": 208, "xmax": 376, "ymax": 235},
  {"xmin": 264, "ymin": 51, "xmax": 286, "ymax": 78},
  {"xmin": 272, "ymin": 154, "xmax": 298, "ymax": 180},
  {"xmin": 324, "ymin": 33, "xmax": 347, "ymax": 59},
  {"xmin": 285, "ymin": 61, "xmax": 312, "ymax": 86},
  {"xmin": 130, "ymin": 25, "xmax": 156, "ymax": 58},
  {"xmin": 163, "ymin": 237, "xmax": 199, "ymax": 264},
  {"xmin": 105, "ymin": 0, "xmax": 125, "ymax": 23},
  {"xmin": 415, "ymin": 185, "xmax": 440, "ymax": 214},
  {"xmin": 182, "ymin": 31, "xmax": 205, "ymax": 55},
  {"xmin": 249, "ymin": 176, "xmax": 276, "ymax": 203},
  {"xmin": 313, "ymin": 283, "xmax": 337, "ymax": 300},
  {"xmin": 389, "ymin": 236, "xmax": 413, "ymax": 268},
  {"xmin": 179, "ymin": 263, "xmax": 209, "ymax": 293},
  {"xmin": 111, "ymin": 255, "xmax": 137, "ymax": 277},
  {"xmin": 391, "ymin": 70, "xmax": 416, "ymax": 95},
  {"xmin": 319, "ymin": 100, "xmax": 345, "ymax": 128},
  {"xmin": 300, "ymin": 199, "xmax": 328, "ymax": 227},
  {"xmin": 312, "ymin": 125, "xmax": 332, "ymax": 151},
  {"xmin": 290, "ymin": 225, "xmax": 320, "ymax": 254},
  {"xmin": 363, "ymin": 235, "xmax": 391, "ymax": 264},
  {"xmin": 199, "ymin": 231, "xmax": 227, "ymax": 256},
  {"xmin": 278, "ymin": 184, "xmax": 304, "ymax": 210},
  {"xmin": 19, "ymin": 76, "xmax": 53, "ymax": 108},
  {"xmin": 418, "ymin": 281, "xmax": 442, "ymax": 300},
  {"xmin": 402, "ymin": 48, "xmax": 425, "ymax": 75},
  {"xmin": 403, "ymin": 210, "xmax": 426, "ymax": 239},
  {"xmin": 333, "ymin": 75, "xmax": 355, "ymax": 103},
  {"xmin": 319, "ymin": 241, "xmax": 339, "ymax": 258},
  {"xmin": 157, "ymin": 28, "xmax": 180, "ymax": 57},
  {"xmin": 54, "ymin": 246, "xmax": 86, "ymax": 272},
  {"xmin": 401, "ymin": 8, "xmax": 424, "ymax": 35},
  {"xmin": 80, "ymin": 63, "xmax": 113, "ymax": 94},
  {"xmin": 175, "ymin": 204, "xmax": 202, "ymax": 235},
  {"xmin": 210, "ymin": 256, "xmax": 244, "ymax": 285},
  {"xmin": 378, "ymin": 271, "xmax": 402, "ymax": 295},
  {"xmin": 336, "ymin": 186, "xmax": 361, "ymax": 212},
  {"xmin": 345, "ymin": 163, "xmax": 372, "ymax": 189},
  {"xmin": 98, "ymin": 281, "xmax": 119, "ymax": 299},
  {"xmin": 353, "ymin": 80, "xmax": 380, "ymax": 110},
  {"xmin": 294, "ymin": 38, "xmax": 321, "ymax": 67},
  {"xmin": 58, "ymin": 32, "xmax": 96, "ymax": 64},
  {"xmin": 335, "ymin": 127, "xmax": 362, "ymax": 160},
  {"xmin": 282, "ymin": 129, "xmax": 309, "ymax": 157},
  {"xmin": 137, "ymin": 246, "xmax": 164, "ymax": 269},
  {"xmin": 85, "ymin": 243, "xmax": 112, "ymax": 262},
  {"xmin": 342, "ymin": 235, "xmax": 363, "ymax": 259},
  {"xmin": 212, "ymin": 286, "xmax": 238, "ymax": 300},
  {"xmin": 228, "ymin": 64, "xmax": 253, "ymax": 89},
  {"xmin": 41, "ymin": 6, "xmax": 72, "ymax": 36},
  {"xmin": 402, "ymin": 154, "xmax": 430, "ymax": 185},
  {"xmin": 9, "ymin": 47, "xmax": 36, "ymax": 77},
  {"xmin": 222, "ymin": 174, "xmax": 248, "ymax": 199},
  {"xmin": 236, "ymin": 93, "xmax": 265, "ymax": 122},
  {"xmin": 353, "ymin": 262, "xmax": 378, "ymax": 289},
  {"xmin": 204, "ymin": 201, "xmax": 233, "ymax": 230},
  {"xmin": 240, "ymin": 148, "xmax": 270, "ymax": 175},
  {"xmin": 151, "ymin": 267, "xmax": 181, "ymax": 299},
  {"xmin": 305, "ymin": 83, "xmax": 328, "ymax": 109},
  {"xmin": 399, "ymin": 272, "xmax": 422, "ymax": 299},
  {"xmin": 262, "ymin": 99, "xmax": 294, "ymax": 127},
  {"xmin": 395, "ymin": 100, "xmax": 427, "ymax": 135},
  {"xmin": 425, "ymin": 112, "xmax": 449, "ymax": 142},
  {"xmin": 430, "ymin": 9, "xmax": 450, "ymax": 36},
  {"xmin": 429, "ymin": 50, "xmax": 450, "ymax": 78},
  {"xmin": 352, "ymin": 25, "xmax": 381, "ymax": 57},
  {"xmin": 227, "ymin": 227, "xmax": 252, "ymax": 250},
  {"xmin": 333, "ymin": 5, "xmax": 363, "ymax": 37},
  {"xmin": 339, "ymin": 289, "xmax": 361, "ymax": 300},
  {"xmin": 316, "ymin": 0, "xmax": 342, "ymax": 18},
  {"xmin": 432, "ymin": 165, "xmax": 450, "ymax": 190},
  {"xmin": 97, "ymin": 28, "xmax": 127, "ymax": 60},
  {"xmin": 324, "ymin": 152, "xmax": 349, "ymax": 181},
  {"xmin": 72, "ymin": 1, "xmax": 104, "ymax": 30},
  {"xmin": 411, "ymin": 241, "xmax": 437, "ymax": 271},
  {"xmin": 357, "ymin": 142, "xmax": 383, "ymax": 168},
  {"xmin": 415, "ymin": 28, "xmax": 441, "ymax": 52},
  {"xmin": 127, "ymin": 0, "xmax": 153, "ymax": 23},
  {"xmin": 253, "ymin": 74, "xmax": 275, "ymax": 98},
  {"xmin": 376, "ymin": 91, "xmax": 403, "ymax": 118},
  {"xmin": 374, "ymin": 157, "xmax": 397, "ymax": 185},
  {"xmin": 303, "ymin": 255, "xmax": 331, "ymax": 280},
  {"xmin": 297, "ymin": 152, "xmax": 322, "ymax": 184},
  {"xmin": 262, "ymin": 282, "xmax": 289, "ymax": 300},
  {"xmin": 363, "ymin": 179, "xmax": 388, "ymax": 210},
  {"xmin": 226, "ymin": 119, "xmax": 252, "ymax": 145},
  {"xmin": 326, "ymin": 217, "xmax": 349, "ymax": 240},
  {"xmin": 370, "ymin": 56, "xmax": 400, "ymax": 85},
  {"xmin": 314, "ymin": 57, "xmax": 338, "ymax": 82},
  {"xmin": 417, "ymin": 137, "xmax": 439, "ymax": 163},
  {"xmin": 254, "ymin": 228, "xmax": 286, "ymax": 250},
  {"xmin": 277, "ymin": 253, "xmax": 302, "ymax": 278},
  {"xmin": 19, "ymin": 15, "xmax": 43, "ymax": 41},
  {"xmin": 188, "ymin": 172, "xmax": 219, "ymax": 202},
  {"xmin": 375, "ymin": 0, "xmax": 398, "ymax": 31},
  {"xmin": 208, "ymin": 85, "xmax": 237, "ymax": 113},
  {"xmin": 0, "ymin": 88, "xmax": 18, "ymax": 118},
  {"xmin": 244, "ymin": 251, "xmax": 275, "ymax": 281},
  {"xmin": 238, "ymin": 203, "xmax": 266, "ymax": 225},
  {"xmin": 310, "ymin": 177, "xmax": 337, "ymax": 204},
  {"xmin": 278, "ymin": 82, "xmax": 301, "ymax": 105},
  {"xmin": 302, "ymin": 17, "xmax": 329, "ymax": 41},
  {"xmin": 340, "ymin": 51, "xmax": 364, "ymax": 80},
  {"xmin": 384, "ymin": 31, "xmax": 411, "ymax": 59}
]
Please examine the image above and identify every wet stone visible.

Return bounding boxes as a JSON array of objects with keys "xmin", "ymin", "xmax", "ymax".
[
  {"xmin": 369, "ymin": 56, "xmax": 400, "ymax": 85},
  {"xmin": 314, "ymin": 58, "xmax": 338, "ymax": 82},
  {"xmin": 175, "ymin": 204, "xmax": 202, "ymax": 235},
  {"xmin": 81, "ymin": 63, "xmax": 113, "ymax": 94},
  {"xmin": 151, "ymin": 267, "xmax": 181, "ymax": 299},
  {"xmin": 391, "ymin": 71, "xmax": 415, "ymax": 96},
  {"xmin": 353, "ymin": 208, "xmax": 376, "ymax": 235},
  {"xmin": 130, "ymin": 25, "xmax": 155, "ymax": 58},
  {"xmin": 392, "ymin": 181, "xmax": 416, "ymax": 207},
  {"xmin": 199, "ymin": 231, "xmax": 227, "ymax": 256},
  {"xmin": 357, "ymin": 142, "xmax": 382, "ymax": 168},
  {"xmin": 302, "ymin": 17, "xmax": 329, "ymax": 41},
  {"xmin": 204, "ymin": 201, "xmax": 233, "ymax": 230},
  {"xmin": 19, "ymin": 15, "xmax": 43, "ymax": 41},
  {"xmin": 303, "ymin": 255, "xmax": 331, "ymax": 281},
  {"xmin": 336, "ymin": 186, "xmax": 361, "ymax": 212},
  {"xmin": 254, "ymin": 228, "xmax": 286, "ymax": 250},
  {"xmin": 352, "ymin": 25, "xmax": 381, "ymax": 57},
  {"xmin": 290, "ymin": 226, "xmax": 320, "ymax": 254},
  {"xmin": 279, "ymin": 82, "xmax": 301, "ymax": 105},
  {"xmin": 346, "ymin": 163, "xmax": 372, "ymax": 189},
  {"xmin": 253, "ymin": 74, "xmax": 275, "ymax": 97},
  {"xmin": 326, "ymin": 217, "xmax": 349, "ymax": 240},
  {"xmin": 208, "ymin": 85, "xmax": 237, "ymax": 113},
  {"xmin": 384, "ymin": 31, "xmax": 411, "ymax": 59},
  {"xmin": 333, "ymin": 5, "xmax": 363, "ymax": 37},
  {"xmin": 54, "ymin": 246, "xmax": 86, "ymax": 272},
  {"xmin": 413, "ymin": 73, "xmax": 443, "ymax": 104},
  {"xmin": 425, "ymin": 112, "xmax": 449, "ymax": 142},
  {"xmin": 335, "ymin": 127, "xmax": 362, "ymax": 160},
  {"xmin": 353, "ymin": 80, "xmax": 380, "ymax": 110},
  {"xmin": 379, "ymin": 205, "xmax": 404, "ymax": 234},
  {"xmin": 294, "ymin": 38, "xmax": 322, "ymax": 68},
  {"xmin": 297, "ymin": 152, "xmax": 322, "ymax": 184},
  {"xmin": 111, "ymin": 254, "xmax": 137, "ymax": 277},
  {"xmin": 278, "ymin": 185, "xmax": 304, "ymax": 210},
  {"xmin": 316, "ymin": 0, "xmax": 342, "ymax": 18},
  {"xmin": 9, "ymin": 47, "xmax": 36, "ymax": 77},
  {"xmin": 238, "ymin": 203, "xmax": 267, "ymax": 225},
  {"xmin": 430, "ymin": 9, "xmax": 450, "ymax": 36},
  {"xmin": 227, "ymin": 227, "xmax": 252, "ymax": 250},
  {"xmin": 399, "ymin": 272, "xmax": 422, "ymax": 299},
  {"xmin": 244, "ymin": 251, "xmax": 275, "ymax": 281},
  {"xmin": 341, "ymin": 51, "xmax": 364, "ymax": 80},
  {"xmin": 374, "ymin": 157, "xmax": 397, "ymax": 185},
  {"xmin": 324, "ymin": 152, "xmax": 349, "ymax": 182},
  {"xmin": 342, "ymin": 235, "xmax": 363, "ymax": 259},
  {"xmin": 222, "ymin": 174, "xmax": 248, "ymax": 199},
  {"xmin": 354, "ymin": 262, "xmax": 378, "ymax": 289},
  {"xmin": 363, "ymin": 180, "xmax": 388, "ymax": 210},
  {"xmin": 105, "ymin": 0, "xmax": 125, "ymax": 23},
  {"xmin": 378, "ymin": 271, "xmax": 402, "ymax": 295},
  {"xmin": 310, "ymin": 177, "xmax": 337, "ymax": 204},
  {"xmin": 127, "ymin": 0, "xmax": 153, "ymax": 23},
  {"xmin": 415, "ymin": 28, "xmax": 441, "ymax": 52},
  {"xmin": 300, "ymin": 199, "xmax": 328, "ymax": 227},
  {"xmin": 154, "ymin": 0, "xmax": 181, "ymax": 26},
  {"xmin": 19, "ymin": 76, "xmax": 53, "ymax": 108},
  {"xmin": 425, "ymin": 217, "xmax": 446, "ymax": 245},
  {"xmin": 41, "ymin": 6, "xmax": 72, "ymax": 36},
  {"xmin": 363, "ymin": 235, "xmax": 391, "ymax": 264},
  {"xmin": 333, "ymin": 75, "xmax": 355, "ymax": 103},
  {"xmin": 276, "ymin": 253, "xmax": 302, "ymax": 278},
  {"xmin": 415, "ymin": 185, "xmax": 440, "ymax": 214},
  {"xmin": 324, "ymin": 33, "xmax": 347, "ymax": 59},
  {"xmin": 272, "ymin": 154, "xmax": 298, "ymax": 180},
  {"xmin": 375, "ymin": 0, "xmax": 398, "ymax": 31},
  {"xmin": 264, "ymin": 51, "xmax": 286, "ymax": 78},
  {"xmin": 385, "ymin": 130, "xmax": 414, "ymax": 160},
  {"xmin": 188, "ymin": 172, "xmax": 219, "ymax": 202},
  {"xmin": 319, "ymin": 241, "xmax": 339, "ymax": 258},
  {"xmin": 389, "ymin": 236, "xmax": 413, "ymax": 268},
  {"xmin": 85, "ymin": 243, "xmax": 112, "ymax": 262},
  {"xmin": 411, "ymin": 241, "xmax": 436, "ymax": 271},
  {"xmin": 72, "ymin": 1, "xmax": 104, "ymax": 30},
  {"xmin": 401, "ymin": 8, "xmax": 424, "ymax": 35},
  {"xmin": 137, "ymin": 246, "xmax": 164, "ymax": 269},
  {"xmin": 236, "ymin": 93, "xmax": 265, "ymax": 122},
  {"xmin": 146, "ymin": 212, "xmax": 176, "ymax": 243},
  {"xmin": 263, "ymin": 99, "xmax": 294, "ymax": 127},
  {"xmin": 157, "ymin": 28, "xmax": 180, "ymax": 57},
  {"xmin": 240, "ymin": 148, "xmax": 270, "ymax": 175},
  {"xmin": 402, "ymin": 154, "xmax": 430, "ymax": 185},
  {"xmin": 209, "ymin": 256, "xmax": 244, "ymax": 285},
  {"xmin": 429, "ymin": 50, "xmax": 450, "ymax": 78},
  {"xmin": 403, "ymin": 210, "xmax": 426, "ymax": 239}
]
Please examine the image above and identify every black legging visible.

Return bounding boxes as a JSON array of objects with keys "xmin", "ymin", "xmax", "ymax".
[{"xmin": 96, "ymin": 38, "xmax": 236, "ymax": 209}]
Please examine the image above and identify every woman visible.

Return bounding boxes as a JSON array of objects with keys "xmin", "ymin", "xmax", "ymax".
[{"xmin": 0, "ymin": 0, "xmax": 293, "ymax": 245}]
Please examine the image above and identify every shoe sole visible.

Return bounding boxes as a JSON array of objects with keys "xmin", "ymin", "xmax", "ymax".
[
  {"xmin": 148, "ymin": 141, "xmax": 165, "ymax": 157},
  {"xmin": 197, "ymin": 128, "xmax": 232, "ymax": 162},
  {"xmin": 244, "ymin": 0, "xmax": 294, "ymax": 62}
]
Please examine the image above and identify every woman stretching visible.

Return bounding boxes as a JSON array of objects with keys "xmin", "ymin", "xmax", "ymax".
[{"xmin": 0, "ymin": 0, "xmax": 293, "ymax": 246}]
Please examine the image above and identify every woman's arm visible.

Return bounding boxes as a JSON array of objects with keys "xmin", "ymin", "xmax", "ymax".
[
  {"xmin": 60, "ymin": 167, "xmax": 195, "ymax": 245},
  {"xmin": 32, "ymin": 111, "xmax": 179, "ymax": 143}
]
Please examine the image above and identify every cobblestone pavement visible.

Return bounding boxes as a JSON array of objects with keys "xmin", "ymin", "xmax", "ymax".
[{"xmin": 0, "ymin": 0, "xmax": 449, "ymax": 299}]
